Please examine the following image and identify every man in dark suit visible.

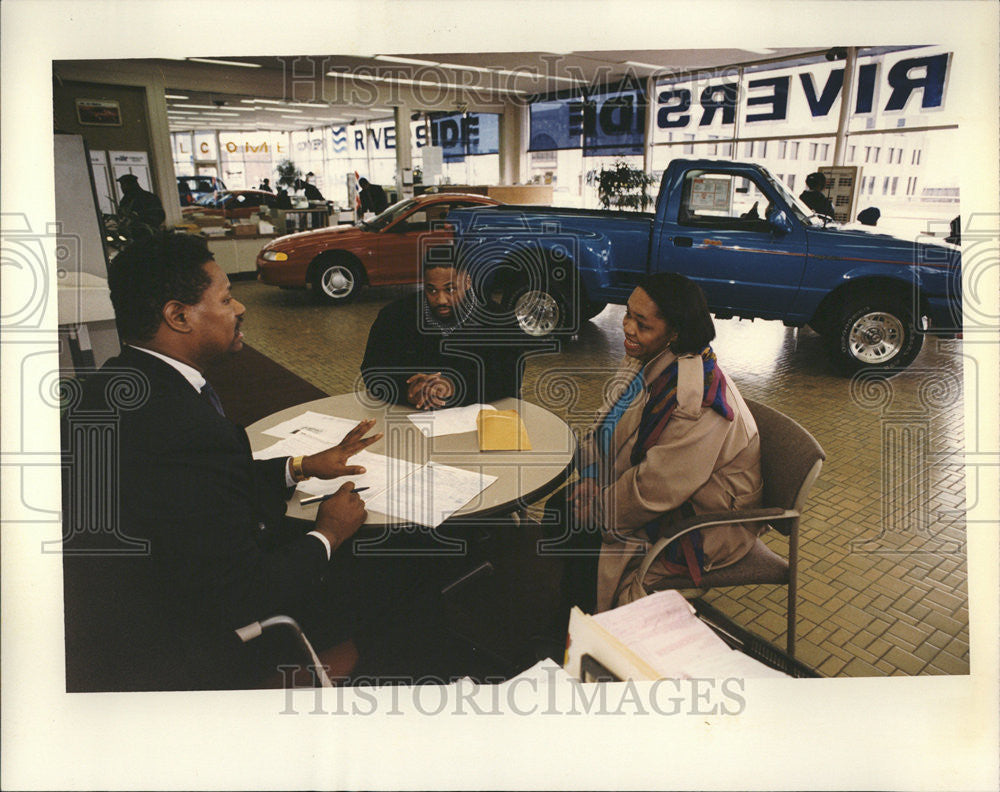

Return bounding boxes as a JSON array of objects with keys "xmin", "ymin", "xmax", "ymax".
[
  {"xmin": 62, "ymin": 233, "xmax": 379, "ymax": 691},
  {"xmin": 116, "ymin": 173, "xmax": 166, "ymax": 234},
  {"xmin": 360, "ymin": 252, "xmax": 526, "ymax": 409},
  {"xmin": 357, "ymin": 177, "xmax": 388, "ymax": 215}
]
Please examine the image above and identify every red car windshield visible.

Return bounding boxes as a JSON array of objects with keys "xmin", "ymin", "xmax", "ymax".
[{"xmin": 362, "ymin": 198, "xmax": 419, "ymax": 231}]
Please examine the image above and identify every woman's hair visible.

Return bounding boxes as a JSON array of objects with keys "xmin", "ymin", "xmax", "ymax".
[{"xmin": 636, "ymin": 272, "xmax": 715, "ymax": 355}]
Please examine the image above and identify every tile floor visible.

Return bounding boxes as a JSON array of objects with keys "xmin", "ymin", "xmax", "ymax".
[{"xmin": 232, "ymin": 277, "xmax": 970, "ymax": 677}]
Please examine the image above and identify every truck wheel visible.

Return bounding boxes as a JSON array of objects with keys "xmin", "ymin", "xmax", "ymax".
[
  {"xmin": 832, "ymin": 296, "xmax": 923, "ymax": 372},
  {"xmin": 311, "ymin": 257, "xmax": 362, "ymax": 304},
  {"xmin": 510, "ymin": 286, "xmax": 567, "ymax": 337}
]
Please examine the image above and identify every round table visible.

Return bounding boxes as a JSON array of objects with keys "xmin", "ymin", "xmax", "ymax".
[{"xmin": 246, "ymin": 395, "xmax": 576, "ymax": 526}]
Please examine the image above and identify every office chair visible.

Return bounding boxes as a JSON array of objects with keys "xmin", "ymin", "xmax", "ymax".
[
  {"xmin": 235, "ymin": 615, "xmax": 358, "ymax": 688},
  {"xmin": 629, "ymin": 399, "xmax": 825, "ymax": 656}
]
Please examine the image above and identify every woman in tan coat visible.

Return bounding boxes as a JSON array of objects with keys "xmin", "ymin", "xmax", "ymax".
[{"xmin": 551, "ymin": 272, "xmax": 764, "ymax": 616}]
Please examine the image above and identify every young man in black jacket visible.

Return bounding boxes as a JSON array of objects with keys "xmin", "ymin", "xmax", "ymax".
[{"xmin": 361, "ymin": 253, "xmax": 525, "ymax": 409}]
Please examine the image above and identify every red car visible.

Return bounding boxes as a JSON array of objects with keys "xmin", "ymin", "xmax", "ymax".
[{"xmin": 256, "ymin": 193, "xmax": 499, "ymax": 303}]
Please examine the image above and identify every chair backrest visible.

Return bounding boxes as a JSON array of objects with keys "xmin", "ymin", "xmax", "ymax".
[{"xmin": 745, "ymin": 399, "xmax": 826, "ymax": 535}]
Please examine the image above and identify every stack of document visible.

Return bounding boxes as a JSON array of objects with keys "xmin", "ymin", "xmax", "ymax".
[
  {"xmin": 406, "ymin": 403, "xmax": 495, "ymax": 437},
  {"xmin": 565, "ymin": 590, "xmax": 787, "ymax": 680},
  {"xmin": 253, "ymin": 410, "xmax": 496, "ymax": 528}
]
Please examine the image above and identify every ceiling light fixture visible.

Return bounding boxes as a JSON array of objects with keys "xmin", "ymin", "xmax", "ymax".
[
  {"xmin": 263, "ymin": 107, "xmax": 302, "ymax": 113},
  {"xmin": 186, "ymin": 57, "xmax": 262, "ymax": 68},
  {"xmin": 325, "ymin": 70, "xmax": 525, "ymax": 94},
  {"xmin": 164, "ymin": 93, "xmax": 189, "ymax": 100}
]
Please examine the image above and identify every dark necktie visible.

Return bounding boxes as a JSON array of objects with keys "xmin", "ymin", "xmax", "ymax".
[{"xmin": 200, "ymin": 380, "xmax": 226, "ymax": 417}]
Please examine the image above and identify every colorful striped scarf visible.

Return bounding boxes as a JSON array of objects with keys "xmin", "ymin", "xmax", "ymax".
[
  {"xmin": 630, "ymin": 346, "xmax": 734, "ymax": 467},
  {"xmin": 633, "ymin": 346, "xmax": 734, "ymax": 583}
]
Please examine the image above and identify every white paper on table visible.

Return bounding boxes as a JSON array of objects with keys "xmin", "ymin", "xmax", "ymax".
[
  {"xmin": 406, "ymin": 403, "xmax": 496, "ymax": 437},
  {"xmin": 252, "ymin": 432, "xmax": 330, "ymax": 460},
  {"xmin": 262, "ymin": 411, "xmax": 363, "ymax": 443},
  {"xmin": 294, "ymin": 451, "xmax": 420, "ymax": 500},
  {"xmin": 364, "ymin": 460, "xmax": 497, "ymax": 528}
]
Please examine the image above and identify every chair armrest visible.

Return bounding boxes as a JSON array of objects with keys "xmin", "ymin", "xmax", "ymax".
[
  {"xmin": 234, "ymin": 614, "xmax": 334, "ymax": 688},
  {"xmin": 636, "ymin": 507, "xmax": 794, "ymax": 589}
]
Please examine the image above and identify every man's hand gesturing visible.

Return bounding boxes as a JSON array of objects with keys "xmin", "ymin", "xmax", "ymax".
[{"xmin": 302, "ymin": 419, "xmax": 382, "ymax": 479}]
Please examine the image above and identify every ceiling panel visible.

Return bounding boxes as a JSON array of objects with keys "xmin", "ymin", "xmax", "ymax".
[{"xmin": 56, "ymin": 48, "xmax": 825, "ymax": 133}]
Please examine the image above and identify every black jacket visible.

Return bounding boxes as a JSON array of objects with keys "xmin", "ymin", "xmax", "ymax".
[
  {"xmin": 61, "ymin": 346, "xmax": 329, "ymax": 691},
  {"xmin": 360, "ymin": 292, "xmax": 525, "ymax": 407},
  {"xmin": 359, "ymin": 182, "xmax": 388, "ymax": 214},
  {"xmin": 799, "ymin": 188, "xmax": 835, "ymax": 216},
  {"xmin": 118, "ymin": 187, "xmax": 166, "ymax": 228}
]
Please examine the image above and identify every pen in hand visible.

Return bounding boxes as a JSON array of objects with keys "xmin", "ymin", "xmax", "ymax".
[{"xmin": 300, "ymin": 487, "xmax": 369, "ymax": 505}]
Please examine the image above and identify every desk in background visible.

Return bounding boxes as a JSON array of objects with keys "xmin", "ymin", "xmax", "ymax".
[{"xmin": 206, "ymin": 235, "xmax": 276, "ymax": 276}]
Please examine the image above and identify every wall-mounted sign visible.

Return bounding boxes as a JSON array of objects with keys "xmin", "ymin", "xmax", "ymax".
[{"xmin": 76, "ymin": 99, "xmax": 122, "ymax": 127}]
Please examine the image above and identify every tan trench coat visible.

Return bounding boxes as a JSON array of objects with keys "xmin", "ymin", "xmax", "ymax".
[{"xmin": 575, "ymin": 349, "xmax": 764, "ymax": 612}]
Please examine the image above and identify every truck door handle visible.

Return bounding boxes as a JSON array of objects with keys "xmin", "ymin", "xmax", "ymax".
[{"xmin": 673, "ymin": 236, "xmax": 693, "ymax": 248}]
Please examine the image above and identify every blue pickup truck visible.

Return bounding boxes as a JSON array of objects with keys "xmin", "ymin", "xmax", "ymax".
[{"xmin": 448, "ymin": 159, "xmax": 962, "ymax": 372}]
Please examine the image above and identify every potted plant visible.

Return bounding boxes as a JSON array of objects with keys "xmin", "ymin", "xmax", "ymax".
[
  {"xmin": 275, "ymin": 159, "xmax": 301, "ymax": 189},
  {"xmin": 596, "ymin": 160, "xmax": 656, "ymax": 211}
]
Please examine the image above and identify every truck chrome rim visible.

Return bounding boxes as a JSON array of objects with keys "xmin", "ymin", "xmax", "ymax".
[
  {"xmin": 848, "ymin": 311, "xmax": 904, "ymax": 363},
  {"xmin": 320, "ymin": 265, "xmax": 354, "ymax": 298},
  {"xmin": 514, "ymin": 290, "xmax": 560, "ymax": 336}
]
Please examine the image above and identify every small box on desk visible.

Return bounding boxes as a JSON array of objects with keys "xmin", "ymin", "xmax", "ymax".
[{"xmin": 477, "ymin": 409, "xmax": 531, "ymax": 451}]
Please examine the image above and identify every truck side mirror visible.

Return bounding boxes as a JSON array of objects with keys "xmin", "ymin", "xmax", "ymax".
[{"xmin": 767, "ymin": 208, "xmax": 795, "ymax": 235}]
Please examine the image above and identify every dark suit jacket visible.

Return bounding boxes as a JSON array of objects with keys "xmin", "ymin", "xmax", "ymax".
[
  {"xmin": 62, "ymin": 346, "xmax": 329, "ymax": 691},
  {"xmin": 359, "ymin": 292, "xmax": 525, "ymax": 407},
  {"xmin": 359, "ymin": 182, "xmax": 388, "ymax": 214}
]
